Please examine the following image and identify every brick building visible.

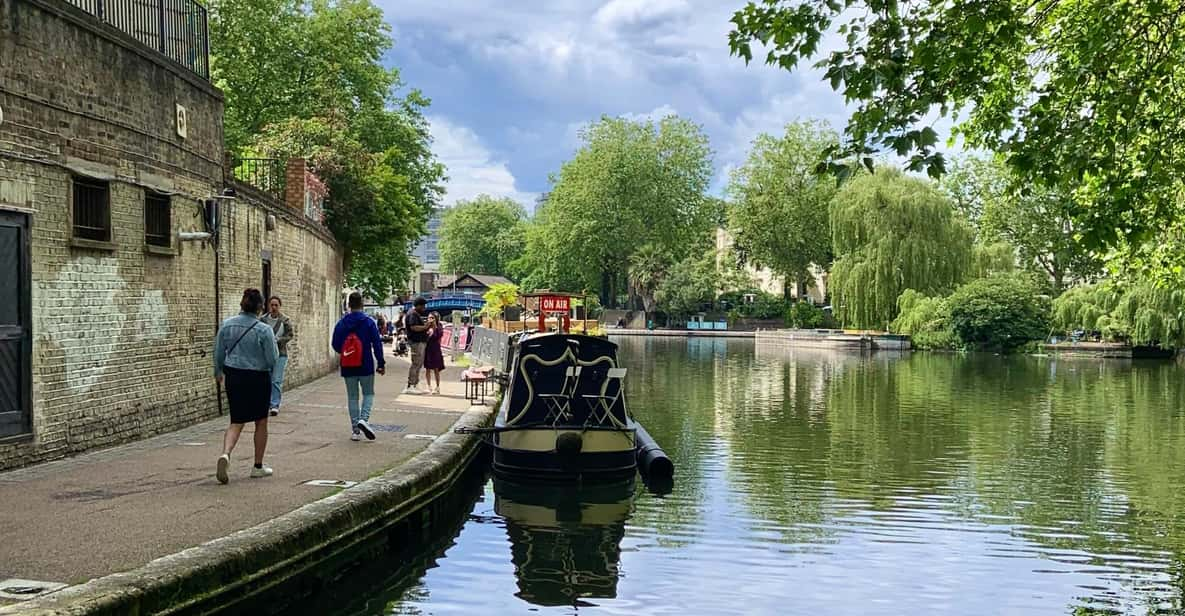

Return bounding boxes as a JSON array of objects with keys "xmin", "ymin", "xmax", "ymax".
[{"xmin": 0, "ymin": 0, "xmax": 344, "ymax": 470}]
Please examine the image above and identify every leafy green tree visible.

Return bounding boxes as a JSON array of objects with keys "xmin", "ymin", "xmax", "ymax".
[
  {"xmin": 943, "ymin": 156, "xmax": 1100, "ymax": 293},
  {"xmin": 1051, "ymin": 283, "xmax": 1126, "ymax": 340},
  {"xmin": 829, "ymin": 169, "xmax": 972, "ymax": 329},
  {"xmin": 890, "ymin": 290, "xmax": 958, "ymax": 350},
  {"xmin": 518, "ymin": 115, "xmax": 714, "ymax": 305},
  {"xmin": 438, "ymin": 196, "xmax": 527, "ymax": 276},
  {"xmin": 727, "ymin": 121, "xmax": 839, "ymax": 291},
  {"xmin": 210, "ymin": 0, "xmax": 402, "ymax": 152},
  {"xmin": 627, "ymin": 244, "xmax": 671, "ymax": 314},
  {"xmin": 728, "ymin": 0, "xmax": 1185, "ymax": 255},
  {"xmin": 211, "ymin": 0, "xmax": 445, "ymax": 301},
  {"xmin": 1113, "ymin": 283, "xmax": 1185, "ymax": 348},
  {"xmin": 656, "ymin": 250, "xmax": 718, "ymax": 321},
  {"xmin": 947, "ymin": 273, "xmax": 1051, "ymax": 352},
  {"xmin": 250, "ymin": 113, "xmax": 443, "ymax": 300}
]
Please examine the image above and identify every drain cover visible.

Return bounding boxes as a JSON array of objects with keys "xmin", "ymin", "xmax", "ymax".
[
  {"xmin": 0, "ymin": 579, "xmax": 68, "ymax": 601},
  {"xmin": 303, "ymin": 479, "xmax": 358, "ymax": 488},
  {"xmin": 369, "ymin": 424, "xmax": 406, "ymax": 433}
]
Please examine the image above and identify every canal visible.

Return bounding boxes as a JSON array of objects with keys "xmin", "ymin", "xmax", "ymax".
[{"xmin": 322, "ymin": 337, "xmax": 1185, "ymax": 615}]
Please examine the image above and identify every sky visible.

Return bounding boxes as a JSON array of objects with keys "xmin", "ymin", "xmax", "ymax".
[{"xmin": 375, "ymin": 1, "xmax": 890, "ymax": 210}]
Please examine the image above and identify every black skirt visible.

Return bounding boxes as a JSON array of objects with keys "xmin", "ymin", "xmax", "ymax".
[{"xmin": 224, "ymin": 366, "xmax": 271, "ymax": 424}]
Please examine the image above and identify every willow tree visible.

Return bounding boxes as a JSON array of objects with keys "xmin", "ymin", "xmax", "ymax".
[{"xmin": 830, "ymin": 169, "xmax": 972, "ymax": 329}]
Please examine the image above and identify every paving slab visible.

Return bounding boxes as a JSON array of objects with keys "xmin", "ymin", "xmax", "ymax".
[{"xmin": 0, "ymin": 354, "xmax": 481, "ymax": 597}]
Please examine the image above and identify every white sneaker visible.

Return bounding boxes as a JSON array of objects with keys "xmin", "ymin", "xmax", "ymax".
[
  {"xmin": 356, "ymin": 420, "xmax": 376, "ymax": 441},
  {"xmin": 350, "ymin": 431, "xmax": 362, "ymax": 442},
  {"xmin": 250, "ymin": 466, "xmax": 274, "ymax": 478},
  {"xmin": 269, "ymin": 407, "xmax": 279, "ymax": 417},
  {"xmin": 216, "ymin": 454, "xmax": 230, "ymax": 485},
  {"xmin": 402, "ymin": 386, "xmax": 422, "ymax": 395}
]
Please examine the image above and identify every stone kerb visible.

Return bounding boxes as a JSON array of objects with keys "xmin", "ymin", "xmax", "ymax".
[{"xmin": 0, "ymin": 408, "xmax": 495, "ymax": 616}]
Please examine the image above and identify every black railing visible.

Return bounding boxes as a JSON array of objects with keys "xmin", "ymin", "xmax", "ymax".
[
  {"xmin": 65, "ymin": 0, "xmax": 210, "ymax": 80},
  {"xmin": 231, "ymin": 158, "xmax": 286, "ymax": 199}
]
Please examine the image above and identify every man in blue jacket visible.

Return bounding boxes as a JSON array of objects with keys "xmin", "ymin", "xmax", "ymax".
[{"xmin": 332, "ymin": 292, "xmax": 386, "ymax": 441}]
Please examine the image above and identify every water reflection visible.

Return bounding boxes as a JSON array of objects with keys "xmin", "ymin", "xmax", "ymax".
[
  {"xmin": 372, "ymin": 339, "xmax": 1185, "ymax": 615},
  {"xmin": 493, "ymin": 477, "xmax": 633, "ymax": 609}
]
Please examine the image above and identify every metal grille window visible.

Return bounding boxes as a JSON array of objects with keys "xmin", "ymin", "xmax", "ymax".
[
  {"xmin": 72, "ymin": 177, "xmax": 111, "ymax": 242},
  {"xmin": 145, "ymin": 191, "xmax": 172, "ymax": 247}
]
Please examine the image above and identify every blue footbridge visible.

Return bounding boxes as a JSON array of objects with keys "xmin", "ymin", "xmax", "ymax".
[{"xmin": 400, "ymin": 293, "xmax": 486, "ymax": 313}]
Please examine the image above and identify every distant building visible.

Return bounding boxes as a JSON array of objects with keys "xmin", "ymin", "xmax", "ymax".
[
  {"xmin": 715, "ymin": 228, "xmax": 828, "ymax": 304},
  {"xmin": 411, "ymin": 207, "xmax": 444, "ymax": 265},
  {"xmin": 408, "ymin": 207, "xmax": 445, "ymax": 295},
  {"xmin": 435, "ymin": 273, "xmax": 514, "ymax": 295}
]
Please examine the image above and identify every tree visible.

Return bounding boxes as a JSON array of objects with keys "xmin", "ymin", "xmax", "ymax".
[
  {"xmin": 656, "ymin": 250, "xmax": 717, "ymax": 321},
  {"xmin": 890, "ymin": 290, "xmax": 958, "ymax": 350},
  {"xmin": 944, "ymin": 156, "xmax": 1101, "ymax": 294},
  {"xmin": 946, "ymin": 273, "xmax": 1051, "ymax": 352},
  {"xmin": 729, "ymin": 0, "xmax": 1185, "ymax": 255},
  {"xmin": 517, "ymin": 115, "xmax": 714, "ymax": 305},
  {"xmin": 829, "ymin": 169, "xmax": 972, "ymax": 329},
  {"xmin": 211, "ymin": 0, "xmax": 445, "ymax": 300},
  {"xmin": 210, "ymin": 0, "xmax": 402, "ymax": 152},
  {"xmin": 727, "ymin": 121, "xmax": 839, "ymax": 292},
  {"xmin": 438, "ymin": 196, "xmax": 527, "ymax": 276},
  {"xmin": 627, "ymin": 244, "xmax": 671, "ymax": 314},
  {"xmin": 1051, "ymin": 283, "xmax": 1126, "ymax": 340}
]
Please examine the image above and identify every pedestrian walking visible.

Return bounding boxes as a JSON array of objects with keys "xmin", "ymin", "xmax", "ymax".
[
  {"xmin": 402, "ymin": 297, "xmax": 429, "ymax": 395},
  {"xmin": 261, "ymin": 296, "xmax": 295, "ymax": 416},
  {"xmin": 214, "ymin": 288, "xmax": 279, "ymax": 484},
  {"xmin": 332, "ymin": 292, "xmax": 386, "ymax": 441},
  {"xmin": 423, "ymin": 312, "xmax": 445, "ymax": 394}
]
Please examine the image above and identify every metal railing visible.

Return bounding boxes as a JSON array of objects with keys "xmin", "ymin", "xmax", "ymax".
[
  {"xmin": 230, "ymin": 158, "xmax": 286, "ymax": 199},
  {"xmin": 65, "ymin": 0, "xmax": 210, "ymax": 80}
]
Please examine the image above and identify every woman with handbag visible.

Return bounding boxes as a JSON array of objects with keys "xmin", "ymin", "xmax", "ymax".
[{"xmin": 213, "ymin": 288, "xmax": 280, "ymax": 484}]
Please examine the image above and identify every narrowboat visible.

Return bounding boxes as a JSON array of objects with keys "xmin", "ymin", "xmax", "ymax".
[{"xmin": 482, "ymin": 331, "xmax": 673, "ymax": 481}]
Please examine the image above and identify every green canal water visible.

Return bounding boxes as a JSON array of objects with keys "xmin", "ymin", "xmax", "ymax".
[{"xmin": 334, "ymin": 337, "xmax": 1185, "ymax": 615}]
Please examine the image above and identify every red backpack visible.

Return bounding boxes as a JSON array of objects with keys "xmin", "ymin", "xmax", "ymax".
[{"xmin": 340, "ymin": 331, "xmax": 363, "ymax": 368}]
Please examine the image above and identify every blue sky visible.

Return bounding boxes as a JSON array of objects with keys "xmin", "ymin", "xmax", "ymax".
[{"xmin": 377, "ymin": 1, "xmax": 870, "ymax": 209}]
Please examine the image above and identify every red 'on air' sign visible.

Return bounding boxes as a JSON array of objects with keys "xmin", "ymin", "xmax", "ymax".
[{"xmin": 539, "ymin": 296, "xmax": 570, "ymax": 312}]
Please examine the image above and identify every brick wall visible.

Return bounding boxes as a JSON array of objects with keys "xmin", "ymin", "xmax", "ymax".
[{"xmin": 0, "ymin": 0, "xmax": 344, "ymax": 470}]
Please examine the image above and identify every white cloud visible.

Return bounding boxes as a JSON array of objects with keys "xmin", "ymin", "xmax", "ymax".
[
  {"xmin": 594, "ymin": 0, "xmax": 691, "ymax": 31},
  {"xmin": 429, "ymin": 116, "xmax": 536, "ymax": 207},
  {"xmin": 386, "ymin": 1, "xmax": 965, "ymax": 199}
]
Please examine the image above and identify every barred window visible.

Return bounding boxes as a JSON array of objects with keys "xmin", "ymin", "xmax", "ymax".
[
  {"xmin": 145, "ymin": 191, "xmax": 171, "ymax": 248},
  {"xmin": 72, "ymin": 177, "xmax": 111, "ymax": 242}
]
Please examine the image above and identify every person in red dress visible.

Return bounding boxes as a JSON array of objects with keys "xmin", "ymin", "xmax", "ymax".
[{"xmin": 423, "ymin": 312, "xmax": 446, "ymax": 394}]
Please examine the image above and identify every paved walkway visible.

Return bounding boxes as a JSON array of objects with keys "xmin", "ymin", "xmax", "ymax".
[{"xmin": 0, "ymin": 353, "xmax": 479, "ymax": 602}]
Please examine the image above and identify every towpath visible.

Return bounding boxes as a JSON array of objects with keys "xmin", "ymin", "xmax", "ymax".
[{"xmin": 0, "ymin": 355, "xmax": 478, "ymax": 607}]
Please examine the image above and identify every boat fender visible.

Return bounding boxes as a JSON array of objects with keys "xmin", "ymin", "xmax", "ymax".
[{"xmin": 555, "ymin": 432, "xmax": 583, "ymax": 456}]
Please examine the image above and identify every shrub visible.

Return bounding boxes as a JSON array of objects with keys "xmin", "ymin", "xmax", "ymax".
[
  {"xmin": 890, "ymin": 289, "xmax": 959, "ymax": 350},
  {"xmin": 946, "ymin": 273, "xmax": 1050, "ymax": 352},
  {"xmin": 725, "ymin": 291, "xmax": 792, "ymax": 320},
  {"xmin": 786, "ymin": 301, "xmax": 825, "ymax": 329}
]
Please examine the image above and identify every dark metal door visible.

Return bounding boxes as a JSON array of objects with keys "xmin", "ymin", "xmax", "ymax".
[
  {"xmin": 0, "ymin": 210, "xmax": 31, "ymax": 438},
  {"xmin": 262, "ymin": 258, "xmax": 272, "ymax": 302}
]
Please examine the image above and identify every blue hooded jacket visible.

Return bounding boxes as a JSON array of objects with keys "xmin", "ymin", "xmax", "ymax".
[{"xmin": 331, "ymin": 311, "xmax": 386, "ymax": 377}]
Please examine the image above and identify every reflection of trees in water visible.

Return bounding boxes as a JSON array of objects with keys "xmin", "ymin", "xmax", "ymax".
[
  {"xmin": 617, "ymin": 339, "xmax": 1185, "ymax": 610},
  {"xmin": 494, "ymin": 480, "xmax": 631, "ymax": 609}
]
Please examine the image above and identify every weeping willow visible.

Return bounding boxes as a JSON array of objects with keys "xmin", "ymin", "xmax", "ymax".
[
  {"xmin": 830, "ymin": 169, "xmax": 973, "ymax": 329},
  {"xmin": 1052, "ymin": 281, "xmax": 1185, "ymax": 347},
  {"xmin": 1050, "ymin": 283, "xmax": 1124, "ymax": 338},
  {"xmin": 1114, "ymin": 283, "xmax": 1185, "ymax": 348}
]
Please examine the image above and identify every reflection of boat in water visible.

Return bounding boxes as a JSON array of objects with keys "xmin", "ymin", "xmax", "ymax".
[
  {"xmin": 474, "ymin": 331, "xmax": 673, "ymax": 482},
  {"xmin": 494, "ymin": 477, "xmax": 634, "ymax": 608}
]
